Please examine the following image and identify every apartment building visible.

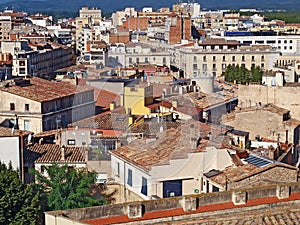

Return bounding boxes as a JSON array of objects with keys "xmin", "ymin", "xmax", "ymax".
[
  {"xmin": 223, "ymin": 33, "xmax": 300, "ymax": 54},
  {"xmin": 76, "ymin": 7, "xmax": 102, "ymax": 54},
  {"xmin": 109, "ymin": 42, "xmax": 170, "ymax": 68},
  {"xmin": 1, "ymin": 41, "xmax": 73, "ymax": 78},
  {"xmin": 27, "ymin": 14, "xmax": 53, "ymax": 27},
  {"xmin": 0, "ymin": 16, "xmax": 11, "ymax": 41},
  {"xmin": 171, "ymin": 39, "xmax": 280, "ymax": 78},
  {"xmin": 0, "ymin": 77, "xmax": 95, "ymax": 133},
  {"xmin": 0, "ymin": 10, "xmax": 26, "ymax": 29}
]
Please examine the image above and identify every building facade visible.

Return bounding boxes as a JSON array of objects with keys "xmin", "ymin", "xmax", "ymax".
[{"xmin": 0, "ymin": 77, "xmax": 95, "ymax": 133}]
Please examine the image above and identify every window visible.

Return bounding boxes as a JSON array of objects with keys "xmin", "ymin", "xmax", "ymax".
[
  {"xmin": 68, "ymin": 139, "xmax": 76, "ymax": 145},
  {"xmin": 25, "ymin": 104, "xmax": 29, "ymax": 111},
  {"xmin": 10, "ymin": 103, "xmax": 15, "ymax": 111},
  {"xmin": 24, "ymin": 120, "xmax": 30, "ymax": 131},
  {"xmin": 284, "ymin": 40, "xmax": 287, "ymax": 44},
  {"xmin": 213, "ymin": 56, "xmax": 216, "ymax": 62},
  {"xmin": 117, "ymin": 162, "xmax": 120, "ymax": 176},
  {"xmin": 136, "ymin": 58, "xmax": 139, "ymax": 63},
  {"xmin": 261, "ymin": 56, "xmax": 265, "ymax": 61},
  {"xmin": 141, "ymin": 177, "xmax": 148, "ymax": 196},
  {"xmin": 290, "ymin": 40, "xmax": 293, "ymax": 43},
  {"xmin": 252, "ymin": 56, "xmax": 255, "ymax": 61},
  {"xmin": 163, "ymin": 57, "xmax": 166, "ymax": 64},
  {"xmin": 261, "ymin": 63, "xmax": 265, "ymax": 68},
  {"xmin": 212, "ymin": 64, "xmax": 216, "ymax": 71},
  {"xmin": 193, "ymin": 56, "xmax": 197, "ymax": 62},
  {"xmin": 223, "ymin": 56, "xmax": 226, "ymax": 61},
  {"xmin": 290, "ymin": 46, "xmax": 293, "ymax": 50},
  {"xmin": 202, "ymin": 64, "xmax": 207, "ymax": 71},
  {"xmin": 129, "ymin": 58, "xmax": 132, "ymax": 64},
  {"xmin": 145, "ymin": 57, "xmax": 148, "ymax": 63},
  {"xmin": 193, "ymin": 64, "xmax": 197, "ymax": 70},
  {"xmin": 242, "ymin": 56, "xmax": 245, "ymax": 61},
  {"xmin": 232, "ymin": 56, "xmax": 235, "ymax": 62},
  {"xmin": 41, "ymin": 165, "xmax": 46, "ymax": 174},
  {"xmin": 278, "ymin": 40, "xmax": 281, "ymax": 44},
  {"xmin": 203, "ymin": 56, "xmax": 206, "ymax": 62},
  {"xmin": 127, "ymin": 169, "xmax": 132, "ymax": 186}
]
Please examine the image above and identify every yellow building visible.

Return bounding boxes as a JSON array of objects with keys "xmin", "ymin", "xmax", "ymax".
[{"xmin": 121, "ymin": 85, "xmax": 153, "ymax": 115}]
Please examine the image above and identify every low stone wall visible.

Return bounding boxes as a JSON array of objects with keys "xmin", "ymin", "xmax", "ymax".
[{"xmin": 45, "ymin": 182, "xmax": 300, "ymax": 223}]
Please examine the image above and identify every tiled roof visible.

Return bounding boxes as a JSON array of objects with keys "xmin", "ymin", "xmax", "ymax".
[
  {"xmin": 69, "ymin": 108, "xmax": 128, "ymax": 130},
  {"xmin": 0, "ymin": 77, "xmax": 93, "ymax": 102},
  {"xmin": 209, "ymin": 163, "xmax": 297, "ymax": 186},
  {"xmin": 111, "ymin": 120, "xmax": 227, "ymax": 171},
  {"xmin": 200, "ymin": 38, "xmax": 239, "ymax": 45},
  {"xmin": 33, "ymin": 129, "xmax": 62, "ymax": 138},
  {"xmin": 94, "ymin": 88, "xmax": 120, "ymax": 110},
  {"xmin": 129, "ymin": 121, "xmax": 181, "ymax": 134},
  {"xmin": 0, "ymin": 126, "xmax": 32, "ymax": 137},
  {"xmin": 28, "ymin": 144, "xmax": 86, "ymax": 163}
]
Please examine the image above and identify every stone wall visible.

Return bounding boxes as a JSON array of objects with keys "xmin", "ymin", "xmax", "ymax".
[
  {"xmin": 238, "ymin": 85, "xmax": 300, "ymax": 121},
  {"xmin": 45, "ymin": 182, "xmax": 300, "ymax": 225}
]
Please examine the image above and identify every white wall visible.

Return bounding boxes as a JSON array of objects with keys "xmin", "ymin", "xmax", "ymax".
[
  {"xmin": 111, "ymin": 155, "xmax": 152, "ymax": 200},
  {"xmin": 0, "ymin": 136, "xmax": 20, "ymax": 169}
]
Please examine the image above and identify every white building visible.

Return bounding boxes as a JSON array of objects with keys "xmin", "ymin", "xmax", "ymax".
[
  {"xmin": 222, "ymin": 34, "xmax": 300, "ymax": 55},
  {"xmin": 110, "ymin": 125, "xmax": 236, "ymax": 199}
]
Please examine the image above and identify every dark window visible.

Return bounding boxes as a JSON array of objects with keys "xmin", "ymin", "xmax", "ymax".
[
  {"xmin": 25, "ymin": 104, "xmax": 29, "ymax": 111},
  {"xmin": 117, "ymin": 162, "xmax": 120, "ymax": 176},
  {"xmin": 212, "ymin": 186, "xmax": 219, "ymax": 192},
  {"xmin": 141, "ymin": 177, "xmax": 148, "ymax": 196},
  {"xmin": 10, "ymin": 103, "xmax": 15, "ymax": 111},
  {"xmin": 127, "ymin": 169, "xmax": 132, "ymax": 186}
]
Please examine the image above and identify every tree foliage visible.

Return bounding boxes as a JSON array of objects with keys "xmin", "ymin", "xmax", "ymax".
[
  {"xmin": 224, "ymin": 65, "xmax": 263, "ymax": 84},
  {"xmin": 0, "ymin": 162, "xmax": 41, "ymax": 225},
  {"xmin": 34, "ymin": 164, "xmax": 107, "ymax": 211}
]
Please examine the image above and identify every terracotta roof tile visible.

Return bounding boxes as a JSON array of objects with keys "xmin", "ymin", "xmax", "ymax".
[
  {"xmin": 0, "ymin": 126, "xmax": 32, "ymax": 137},
  {"xmin": 69, "ymin": 108, "xmax": 128, "ymax": 130},
  {"xmin": 0, "ymin": 77, "xmax": 93, "ymax": 102},
  {"xmin": 28, "ymin": 144, "xmax": 86, "ymax": 163}
]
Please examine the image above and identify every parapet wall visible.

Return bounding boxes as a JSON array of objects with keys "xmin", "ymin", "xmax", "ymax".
[{"xmin": 45, "ymin": 182, "xmax": 300, "ymax": 223}]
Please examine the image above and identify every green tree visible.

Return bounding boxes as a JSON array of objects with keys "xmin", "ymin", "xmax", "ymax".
[
  {"xmin": 250, "ymin": 66, "xmax": 263, "ymax": 83},
  {"xmin": 0, "ymin": 162, "xmax": 41, "ymax": 225},
  {"xmin": 34, "ymin": 164, "xmax": 106, "ymax": 211},
  {"xmin": 224, "ymin": 64, "xmax": 263, "ymax": 84}
]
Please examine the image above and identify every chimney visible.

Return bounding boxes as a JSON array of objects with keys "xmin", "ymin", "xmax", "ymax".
[
  {"xmin": 84, "ymin": 149, "xmax": 89, "ymax": 161},
  {"xmin": 110, "ymin": 102, "xmax": 115, "ymax": 111},
  {"xmin": 162, "ymin": 90, "xmax": 166, "ymax": 99},
  {"xmin": 61, "ymin": 145, "xmax": 66, "ymax": 161},
  {"xmin": 172, "ymin": 100, "xmax": 178, "ymax": 108},
  {"xmin": 128, "ymin": 116, "xmax": 134, "ymax": 125},
  {"xmin": 190, "ymin": 124, "xmax": 197, "ymax": 148}
]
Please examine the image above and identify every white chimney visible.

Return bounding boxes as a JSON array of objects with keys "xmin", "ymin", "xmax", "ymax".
[{"xmin": 61, "ymin": 146, "xmax": 66, "ymax": 161}]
